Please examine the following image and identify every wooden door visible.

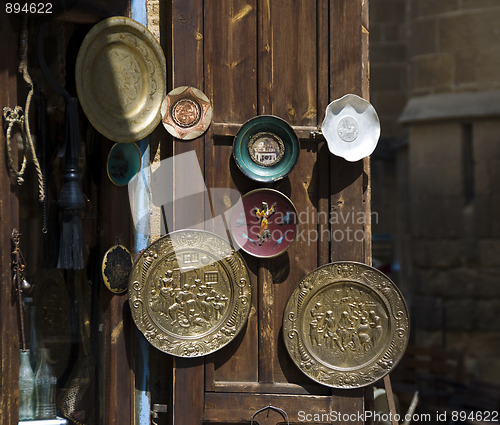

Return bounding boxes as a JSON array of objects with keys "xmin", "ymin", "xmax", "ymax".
[{"xmin": 168, "ymin": 0, "xmax": 371, "ymax": 423}]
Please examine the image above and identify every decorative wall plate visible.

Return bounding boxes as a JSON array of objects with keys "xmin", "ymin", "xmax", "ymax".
[
  {"xmin": 229, "ymin": 188, "xmax": 298, "ymax": 258},
  {"xmin": 283, "ymin": 262, "xmax": 409, "ymax": 389},
  {"xmin": 128, "ymin": 230, "xmax": 251, "ymax": 357},
  {"xmin": 106, "ymin": 143, "xmax": 141, "ymax": 186},
  {"xmin": 233, "ymin": 115, "xmax": 299, "ymax": 182},
  {"xmin": 75, "ymin": 16, "xmax": 166, "ymax": 142},
  {"xmin": 161, "ymin": 86, "xmax": 212, "ymax": 140},
  {"xmin": 321, "ymin": 94, "xmax": 380, "ymax": 162},
  {"xmin": 102, "ymin": 244, "xmax": 133, "ymax": 294}
]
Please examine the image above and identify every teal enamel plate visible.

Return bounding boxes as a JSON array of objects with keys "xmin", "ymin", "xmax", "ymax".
[
  {"xmin": 106, "ymin": 143, "xmax": 141, "ymax": 186},
  {"xmin": 233, "ymin": 115, "xmax": 299, "ymax": 182}
]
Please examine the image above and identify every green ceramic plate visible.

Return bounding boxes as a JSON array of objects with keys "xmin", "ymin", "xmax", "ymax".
[{"xmin": 233, "ymin": 115, "xmax": 299, "ymax": 182}]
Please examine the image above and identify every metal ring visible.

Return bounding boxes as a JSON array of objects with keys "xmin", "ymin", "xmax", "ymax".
[{"xmin": 251, "ymin": 405, "xmax": 289, "ymax": 425}]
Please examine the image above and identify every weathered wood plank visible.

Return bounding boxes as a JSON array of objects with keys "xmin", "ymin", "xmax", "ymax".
[
  {"xmin": 100, "ymin": 138, "xmax": 134, "ymax": 425},
  {"xmin": 0, "ymin": 13, "xmax": 21, "ymax": 425},
  {"xmin": 170, "ymin": 1, "xmax": 206, "ymax": 424},
  {"xmin": 204, "ymin": 0, "xmax": 260, "ymax": 385}
]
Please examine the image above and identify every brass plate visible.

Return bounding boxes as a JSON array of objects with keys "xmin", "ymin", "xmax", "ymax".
[
  {"xmin": 128, "ymin": 230, "xmax": 252, "ymax": 357},
  {"xmin": 75, "ymin": 17, "xmax": 166, "ymax": 143},
  {"xmin": 283, "ymin": 262, "xmax": 409, "ymax": 388}
]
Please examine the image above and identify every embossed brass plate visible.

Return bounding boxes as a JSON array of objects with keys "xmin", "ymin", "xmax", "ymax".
[
  {"xmin": 128, "ymin": 230, "xmax": 252, "ymax": 357},
  {"xmin": 283, "ymin": 262, "xmax": 409, "ymax": 388},
  {"xmin": 75, "ymin": 17, "xmax": 166, "ymax": 142}
]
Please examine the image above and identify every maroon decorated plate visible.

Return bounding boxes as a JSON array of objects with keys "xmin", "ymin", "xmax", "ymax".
[{"xmin": 229, "ymin": 188, "xmax": 297, "ymax": 258}]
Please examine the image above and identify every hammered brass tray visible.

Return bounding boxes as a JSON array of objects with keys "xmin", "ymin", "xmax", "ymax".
[
  {"xmin": 128, "ymin": 230, "xmax": 252, "ymax": 357},
  {"xmin": 75, "ymin": 17, "xmax": 166, "ymax": 142},
  {"xmin": 283, "ymin": 262, "xmax": 409, "ymax": 388}
]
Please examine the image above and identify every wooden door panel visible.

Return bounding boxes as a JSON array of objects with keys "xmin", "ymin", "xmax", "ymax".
[{"xmin": 170, "ymin": 0, "xmax": 369, "ymax": 423}]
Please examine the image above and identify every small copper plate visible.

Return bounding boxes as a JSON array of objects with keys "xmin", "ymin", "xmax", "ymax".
[
  {"xmin": 161, "ymin": 86, "xmax": 212, "ymax": 140},
  {"xmin": 128, "ymin": 230, "xmax": 251, "ymax": 357},
  {"xmin": 283, "ymin": 262, "xmax": 409, "ymax": 388}
]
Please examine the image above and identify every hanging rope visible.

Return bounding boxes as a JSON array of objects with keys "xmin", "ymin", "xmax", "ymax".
[{"xmin": 3, "ymin": 18, "xmax": 45, "ymax": 202}]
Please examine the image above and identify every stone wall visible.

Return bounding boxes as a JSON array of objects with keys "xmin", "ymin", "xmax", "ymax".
[{"xmin": 370, "ymin": 0, "xmax": 500, "ymax": 383}]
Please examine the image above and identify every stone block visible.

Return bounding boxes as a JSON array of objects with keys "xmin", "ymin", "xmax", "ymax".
[
  {"xmin": 427, "ymin": 240, "xmax": 465, "ymax": 268},
  {"xmin": 409, "ymin": 18, "xmax": 437, "ymax": 56},
  {"xmin": 411, "ymin": 239, "xmax": 464, "ymax": 267},
  {"xmin": 473, "ymin": 121, "xmax": 500, "ymax": 161},
  {"xmin": 439, "ymin": 11, "xmax": 500, "ymax": 52},
  {"xmin": 408, "ymin": 123, "xmax": 462, "ymax": 165},
  {"xmin": 444, "ymin": 299, "xmax": 476, "ymax": 330},
  {"xmin": 412, "ymin": 239, "xmax": 430, "ymax": 267},
  {"xmin": 410, "ymin": 162, "xmax": 463, "ymax": 197},
  {"xmin": 476, "ymin": 48, "xmax": 500, "ymax": 86},
  {"xmin": 478, "ymin": 239, "xmax": 500, "ymax": 267},
  {"xmin": 411, "ymin": 53, "xmax": 454, "ymax": 92},
  {"xmin": 371, "ymin": 43, "xmax": 407, "ymax": 64},
  {"xmin": 474, "ymin": 196, "xmax": 492, "ymax": 239},
  {"xmin": 490, "ymin": 196, "xmax": 500, "ymax": 238},
  {"xmin": 371, "ymin": 64, "xmax": 407, "ymax": 91},
  {"xmin": 371, "ymin": 0, "xmax": 406, "ymax": 24},
  {"xmin": 371, "ymin": 91, "xmax": 408, "ymax": 116},
  {"xmin": 412, "ymin": 295, "xmax": 444, "ymax": 330},
  {"xmin": 417, "ymin": 0, "xmax": 459, "ymax": 16},
  {"xmin": 383, "ymin": 23, "xmax": 405, "ymax": 42},
  {"xmin": 409, "ymin": 197, "xmax": 464, "ymax": 239},
  {"xmin": 455, "ymin": 49, "xmax": 479, "ymax": 86},
  {"xmin": 462, "ymin": 0, "xmax": 500, "ymax": 10},
  {"xmin": 476, "ymin": 299, "xmax": 500, "ymax": 330}
]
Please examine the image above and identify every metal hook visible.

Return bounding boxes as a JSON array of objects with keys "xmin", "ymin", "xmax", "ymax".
[{"xmin": 251, "ymin": 405, "xmax": 289, "ymax": 425}]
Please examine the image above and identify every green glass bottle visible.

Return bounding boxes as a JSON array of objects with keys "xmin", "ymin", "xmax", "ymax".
[
  {"xmin": 35, "ymin": 348, "xmax": 57, "ymax": 419},
  {"xmin": 18, "ymin": 349, "xmax": 35, "ymax": 420}
]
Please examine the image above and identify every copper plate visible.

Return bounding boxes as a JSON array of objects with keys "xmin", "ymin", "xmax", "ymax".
[
  {"xmin": 128, "ymin": 230, "xmax": 251, "ymax": 357},
  {"xmin": 102, "ymin": 244, "xmax": 133, "ymax": 294},
  {"xmin": 283, "ymin": 262, "xmax": 409, "ymax": 388},
  {"xmin": 161, "ymin": 86, "xmax": 212, "ymax": 140},
  {"xmin": 75, "ymin": 17, "xmax": 166, "ymax": 142}
]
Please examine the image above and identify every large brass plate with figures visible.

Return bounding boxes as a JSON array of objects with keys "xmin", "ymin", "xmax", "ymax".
[
  {"xmin": 128, "ymin": 230, "xmax": 252, "ymax": 357},
  {"xmin": 283, "ymin": 262, "xmax": 409, "ymax": 388}
]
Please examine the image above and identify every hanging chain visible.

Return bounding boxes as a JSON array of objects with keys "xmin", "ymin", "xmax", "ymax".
[{"xmin": 12, "ymin": 229, "xmax": 27, "ymax": 351}]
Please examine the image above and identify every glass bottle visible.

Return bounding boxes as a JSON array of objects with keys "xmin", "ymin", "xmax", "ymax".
[
  {"xmin": 35, "ymin": 347, "xmax": 57, "ymax": 419},
  {"xmin": 18, "ymin": 349, "xmax": 35, "ymax": 420}
]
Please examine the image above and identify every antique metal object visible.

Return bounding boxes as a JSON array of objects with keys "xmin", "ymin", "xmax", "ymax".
[
  {"xmin": 102, "ymin": 245, "xmax": 134, "ymax": 294},
  {"xmin": 321, "ymin": 94, "xmax": 380, "ymax": 162},
  {"xmin": 161, "ymin": 86, "xmax": 212, "ymax": 140},
  {"xmin": 75, "ymin": 16, "xmax": 166, "ymax": 142},
  {"xmin": 128, "ymin": 230, "xmax": 252, "ymax": 357},
  {"xmin": 106, "ymin": 143, "xmax": 141, "ymax": 186},
  {"xmin": 283, "ymin": 262, "xmax": 409, "ymax": 389},
  {"xmin": 229, "ymin": 188, "xmax": 298, "ymax": 258},
  {"xmin": 233, "ymin": 115, "xmax": 299, "ymax": 182}
]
